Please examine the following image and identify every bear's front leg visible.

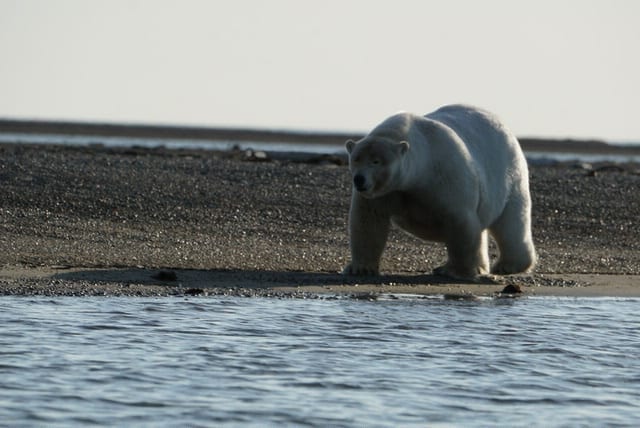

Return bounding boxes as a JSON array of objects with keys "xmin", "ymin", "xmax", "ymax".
[
  {"xmin": 343, "ymin": 194, "xmax": 391, "ymax": 276},
  {"xmin": 434, "ymin": 219, "xmax": 490, "ymax": 281}
]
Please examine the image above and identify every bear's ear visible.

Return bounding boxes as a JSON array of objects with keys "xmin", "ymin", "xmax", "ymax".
[
  {"xmin": 398, "ymin": 141, "xmax": 410, "ymax": 154},
  {"xmin": 345, "ymin": 139, "xmax": 356, "ymax": 154}
]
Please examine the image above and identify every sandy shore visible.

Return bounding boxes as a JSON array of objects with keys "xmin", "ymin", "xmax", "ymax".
[{"xmin": 1, "ymin": 142, "xmax": 638, "ymax": 298}]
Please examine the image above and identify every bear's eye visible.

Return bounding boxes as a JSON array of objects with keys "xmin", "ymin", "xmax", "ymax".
[{"xmin": 371, "ymin": 158, "xmax": 381, "ymax": 165}]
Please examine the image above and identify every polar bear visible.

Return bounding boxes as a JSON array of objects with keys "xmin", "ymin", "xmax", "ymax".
[{"xmin": 343, "ymin": 104, "xmax": 536, "ymax": 280}]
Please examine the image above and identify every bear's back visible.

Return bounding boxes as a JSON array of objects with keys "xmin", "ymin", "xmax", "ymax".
[
  {"xmin": 425, "ymin": 105, "xmax": 520, "ymax": 156},
  {"xmin": 425, "ymin": 104, "xmax": 524, "ymax": 179}
]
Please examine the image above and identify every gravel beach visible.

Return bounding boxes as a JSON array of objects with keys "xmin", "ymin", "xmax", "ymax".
[{"xmin": 1, "ymin": 142, "xmax": 638, "ymax": 297}]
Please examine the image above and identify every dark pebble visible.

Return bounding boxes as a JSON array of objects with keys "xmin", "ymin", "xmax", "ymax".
[{"xmin": 500, "ymin": 284, "xmax": 523, "ymax": 294}]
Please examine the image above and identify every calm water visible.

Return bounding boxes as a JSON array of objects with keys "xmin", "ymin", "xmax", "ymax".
[
  {"xmin": 1, "ymin": 296, "xmax": 639, "ymax": 427},
  {"xmin": 0, "ymin": 132, "xmax": 345, "ymax": 154}
]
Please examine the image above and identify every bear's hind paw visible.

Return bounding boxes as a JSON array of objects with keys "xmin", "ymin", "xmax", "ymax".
[{"xmin": 433, "ymin": 266, "xmax": 500, "ymax": 284}]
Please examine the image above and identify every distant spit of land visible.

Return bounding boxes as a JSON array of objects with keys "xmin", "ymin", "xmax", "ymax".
[{"xmin": 1, "ymin": 118, "xmax": 639, "ymax": 155}]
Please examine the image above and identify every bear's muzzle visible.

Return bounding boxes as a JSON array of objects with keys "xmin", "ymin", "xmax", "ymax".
[{"xmin": 353, "ymin": 174, "xmax": 367, "ymax": 192}]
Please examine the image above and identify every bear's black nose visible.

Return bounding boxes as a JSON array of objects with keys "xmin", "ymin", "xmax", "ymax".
[{"xmin": 353, "ymin": 174, "xmax": 366, "ymax": 191}]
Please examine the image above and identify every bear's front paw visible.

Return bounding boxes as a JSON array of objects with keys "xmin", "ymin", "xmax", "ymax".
[
  {"xmin": 342, "ymin": 263, "xmax": 379, "ymax": 276},
  {"xmin": 433, "ymin": 265, "xmax": 463, "ymax": 279}
]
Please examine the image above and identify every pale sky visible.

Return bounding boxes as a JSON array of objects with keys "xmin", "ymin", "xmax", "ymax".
[{"xmin": 1, "ymin": 0, "xmax": 639, "ymax": 141}]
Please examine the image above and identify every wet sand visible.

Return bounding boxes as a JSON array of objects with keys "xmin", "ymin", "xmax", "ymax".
[{"xmin": 1, "ymin": 142, "xmax": 638, "ymax": 298}]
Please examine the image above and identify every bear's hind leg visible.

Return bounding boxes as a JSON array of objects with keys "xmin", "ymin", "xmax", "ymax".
[{"xmin": 490, "ymin": 194, "xmax": 536, "ymax": 274}]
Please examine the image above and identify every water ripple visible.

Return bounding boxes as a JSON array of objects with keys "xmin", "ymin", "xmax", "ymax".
[{"xmin": 0, "ymin": 296, "xmax": 639, "ymax": 426}]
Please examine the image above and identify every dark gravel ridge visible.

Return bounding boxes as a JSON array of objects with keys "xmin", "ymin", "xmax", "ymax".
[{"xmin": 1, "ymin": 143, "xmax": 638, "ymax": 296}]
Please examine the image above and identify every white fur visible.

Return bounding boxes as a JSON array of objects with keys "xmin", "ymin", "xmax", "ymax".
[{"xmin": 343, "ymin": 104, "xmax": 536, "ymax": 280}]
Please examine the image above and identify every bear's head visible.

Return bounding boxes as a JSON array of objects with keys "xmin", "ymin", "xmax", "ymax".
[{"xmin": 346, "ymin": 138, "xmax": 409, "ymax": 198}]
